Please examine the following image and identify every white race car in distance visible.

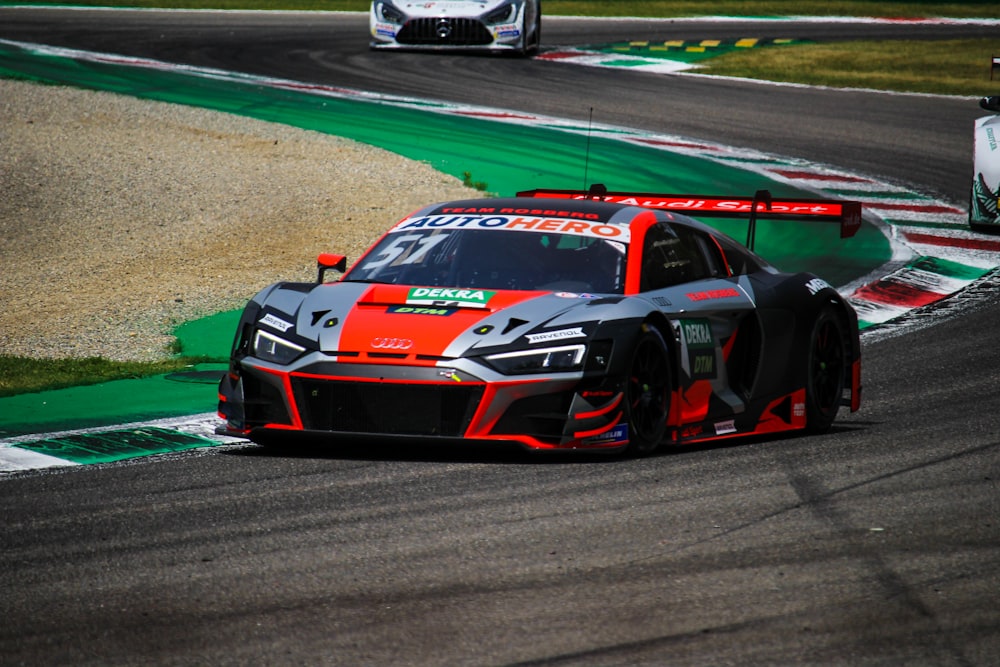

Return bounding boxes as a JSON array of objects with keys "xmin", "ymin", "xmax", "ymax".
[
  {"xmin": 370, "ymin": 0, "xmax": 541, "ymax": 56},
  {"xmin": 970, "ymin": 95, "xmax": 1000, "ymax": 229}
]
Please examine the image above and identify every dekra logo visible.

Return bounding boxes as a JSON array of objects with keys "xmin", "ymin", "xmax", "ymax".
[{"xmin": 683, "ymin": 321, "xmax": 712, "ymax": 346}]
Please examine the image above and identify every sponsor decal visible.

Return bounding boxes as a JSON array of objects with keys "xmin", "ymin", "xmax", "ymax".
[
  {"xmin": 393, "ymin": 213, "xmax": 628, "ymax": 241},
  {"xmin": 805, "ymin": 277, "xmax": 832, "ymax": 296},
  {"xmin": 691, "ymin": 353, "xmax": 714, "ymax": 377},
  {"xmin": 259, "ymin": 313, "xmax": 293, "ymax": 332},
  {"xmin": 526, "ymin": 327, "xmax": 585, "ymax": 344},
  {"xmin": 794, "ymin": 403, "xmax": 806, "ymax": 418},
  {"xmin": 439, "ymin": 207, "xmax": 502, "ymax": 213},
  {"xmin": 681, "ymin": 319, "xmax": 713, "ymax": 347},
  {"xmin": 970, "ymin": 171, "xmax": 1000, "ymax": 225},
  {"xmin": 474, "ymin": 325, "xmax": 494, "ymax": 335},
  {"xmin": 581, "ymin": 390, "xmax": 615, "ymax": 398},
  {"xmin": 438, "ymin": 206, "xmax": 600, "ymax": 219},
  {"xmin": 679, "ymin": 318, "xmax": 716, "ymax": 380},
  {"xmin": 680, "ymin": 424, "xmax": 704, "ymax": 439},
  {"xmin": 387, "ymin": 305, "xmax": 454, "ymax": 316},
  {"xmin": 988, "ymin": 127, "xmax": 997, "ymax": 152},
  {"xmin": 554, "ymin": 292, "xmax": 599, "ymax": 299},
  {"xmin": 438, "ymin": 369, "xmax": 462, "ymax": 382},
  {"xmin": 407, "ymin": 287, "xmax": 495, "ymax": 309},
  {"xmin": 583, "ymin": 423, "xmax": 629, "ymax": 446},
  {"xmin": 588, "ymin": 195, "xmax": 850, "ymax": 218},
  {"xmin": 494, "ymin": 26, "xmax": 521, "ymax": 37},
  {"xmin": 362, "ymin": 232, "xmax": 451, "ymax": 270},
  {"xmin": 714, "ymin": 419, "xmax": 737, "ymax": 435},
  {"xmin": 370, "ymin": 337, "xmax": 413, "ymax": 350},
  {"xmin": 686, "ymin": 288, "xmax": 740, "ymax": 301}
]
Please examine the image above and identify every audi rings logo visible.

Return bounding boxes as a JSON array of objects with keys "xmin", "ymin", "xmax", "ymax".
[{"xmin": 371, "ymin": 337, "xmax": 414, "ymax": 350}]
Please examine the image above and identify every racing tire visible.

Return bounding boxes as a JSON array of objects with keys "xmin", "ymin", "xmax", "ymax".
[
  {"xmin": 624, "ymin": 327, "xmax": 672, "ymax": 455},
  {"xmin": 520, "ymin": 6, "xmax": 541, "ymax": 57},
  {"xmin": 805, "ymin": 307, "xmax": 847, "ymax": 433}
]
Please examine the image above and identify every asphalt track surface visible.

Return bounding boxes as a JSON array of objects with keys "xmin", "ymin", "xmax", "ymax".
[{"xmin": 2, "ymin": 9, "xmax": 1000, "ymax": 665}]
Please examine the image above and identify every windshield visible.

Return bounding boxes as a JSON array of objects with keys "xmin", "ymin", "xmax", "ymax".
[{"xmin": 345, "ymin": 228, "xmax": 627, "ymax": 294}]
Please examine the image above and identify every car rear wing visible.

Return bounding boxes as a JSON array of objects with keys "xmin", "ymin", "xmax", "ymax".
[{"xmin": 517, "ymin": 185, "xmax": 863, "ymax": 250}]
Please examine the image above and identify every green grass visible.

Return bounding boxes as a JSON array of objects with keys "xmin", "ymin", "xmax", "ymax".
[
  {"xmin": 702, "ymin": 38, "xmax": 1000, "ymax": 96},
  {"xmin": 0, "ymin": 356, "xmax": 206, "ymax": 398},
  {"xmin": 547, "ymin": 1, "xmax": 1000, "ymax": 19},
  {"xmin": 2, "ymin": 0, "xmax": 996, "ymax": 396}
]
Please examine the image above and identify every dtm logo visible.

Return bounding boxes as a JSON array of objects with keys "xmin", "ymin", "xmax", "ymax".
[{"xmin": 371, "ymin": 337, "xmax": 413, "ymax": 350}]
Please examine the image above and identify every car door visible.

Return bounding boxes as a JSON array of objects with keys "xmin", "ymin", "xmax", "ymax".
[{"xmin": 636, "ymin": 220, "xmax": 759, "ymax": 429}]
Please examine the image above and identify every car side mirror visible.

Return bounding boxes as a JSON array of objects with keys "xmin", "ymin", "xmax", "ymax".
[
  {"xmin": 981, "ymin": 96, "xmax": 1000, "ymax": 113},
  {"xmin": 317, "ymin": 253, "xmax": 347, "ymax": 283}
]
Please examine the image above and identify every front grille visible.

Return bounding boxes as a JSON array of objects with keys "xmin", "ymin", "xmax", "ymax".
[
  {"xmin": 396, "ymin": 18, "xmax": 493, "ymax": 46},
  {"xmin": 292, "ymin": 379, "xmax": 484, "ymax": 437}
]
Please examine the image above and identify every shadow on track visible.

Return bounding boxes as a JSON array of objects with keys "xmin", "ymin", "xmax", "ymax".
[{"xmin": 220, "ymin": 418, "xmax": 875, "ymax": 466}]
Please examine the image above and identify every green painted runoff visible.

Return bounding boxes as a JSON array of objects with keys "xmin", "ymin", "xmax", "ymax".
[{"xmin": 0, "ymin": 40, "xmax": 889, "ymax": 436}]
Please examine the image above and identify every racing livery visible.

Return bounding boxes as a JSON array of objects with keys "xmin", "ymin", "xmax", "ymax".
[
  {"xmin": 970, "ymin": 96, "xmax": 1000, "ymax": 228},
  {"xmin": 218, "ymin": 187, "xmax": 863, "ymax": 455},
  {"xmin": 370, "ymin": 0, "xmax": 540, "ymax": 55}
]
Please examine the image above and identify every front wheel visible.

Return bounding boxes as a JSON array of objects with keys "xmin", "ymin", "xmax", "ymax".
[
  {"xmin": 805, "ymin": 308, "xmax": 847, "ymax": 433},
  {"xmin": 624, "ymin": 328, "xmax": 672, "ymax": 455},
  {"xmin": 519, "ymin": 4, "xmax": 541, "ymax": 56}
]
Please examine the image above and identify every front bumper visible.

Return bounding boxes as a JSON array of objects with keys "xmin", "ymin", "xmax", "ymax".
[
  {"xmin": 369, "ymin": 7, "xmax": 525, "ymax": 51},
  {"xmin": 218, "ymin": 357, "xmax": 628, "ymax": 451}
]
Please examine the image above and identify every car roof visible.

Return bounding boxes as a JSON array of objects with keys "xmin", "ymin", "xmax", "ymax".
[{"xmin": 404, "ymin": 195, "xmax": 729, "ymax": 241}]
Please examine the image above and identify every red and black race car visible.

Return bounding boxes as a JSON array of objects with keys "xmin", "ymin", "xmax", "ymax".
[{"xmin": 218, "ymin": 186, "xmax": 862, "ymax": 455}]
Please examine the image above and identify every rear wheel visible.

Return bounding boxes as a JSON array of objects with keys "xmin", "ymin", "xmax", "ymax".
[
  {"xmin": 624, "ymin": 328, "xmax": 671, "ymax": 455},
  {"xmin": 806, "ymin": 308, "xmax": 847, "ymax": 432}
]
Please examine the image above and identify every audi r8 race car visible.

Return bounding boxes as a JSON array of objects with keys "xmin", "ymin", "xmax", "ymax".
[
  {"xmin": 218, "ymin": 186, "xmax": 863, "ymax": 455},
  {"xmin": 369, "ymin": 0, "xmax": 541, "ymax": 55},
  {"xmin": 970, "ymin": 95, "xmax": 1000, "ymax": 229}
]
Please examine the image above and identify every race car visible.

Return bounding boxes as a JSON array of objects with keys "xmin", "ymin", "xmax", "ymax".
[
  {"xmin": 217, "ymin": 186, "xmax": 863, "ymax": 455},
  {"xmin": 369, "ymin": 0, "xmax": 541, "ymax": 55},
  {"xmin": 970, "ymin": 95, "xmax": 1000, "ymax": 229}
]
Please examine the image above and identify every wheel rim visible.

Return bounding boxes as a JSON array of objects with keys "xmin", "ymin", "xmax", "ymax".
[
  {"xmin": 811, "ymin": 318, "xmax": 845, "ymax": 414},
  {"xmin": 628, "ymin": 337, "xmax": 669, "ymax": 442}
]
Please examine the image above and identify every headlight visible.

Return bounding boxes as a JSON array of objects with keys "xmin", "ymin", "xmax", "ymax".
[
  {"xmin": 485, "ymin": 344, "xmax": 586, "ymax": 375},
  {"xmin": 376, "ymin": 2, "xmax": 405, "ymax": 23},
  {"xmin": 252, "ymin": 330, "xmax": 305, "ymax": 364},
  {"xmin": 484, "ymin": 2, "xmax": 516, "ymax": 24}
]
